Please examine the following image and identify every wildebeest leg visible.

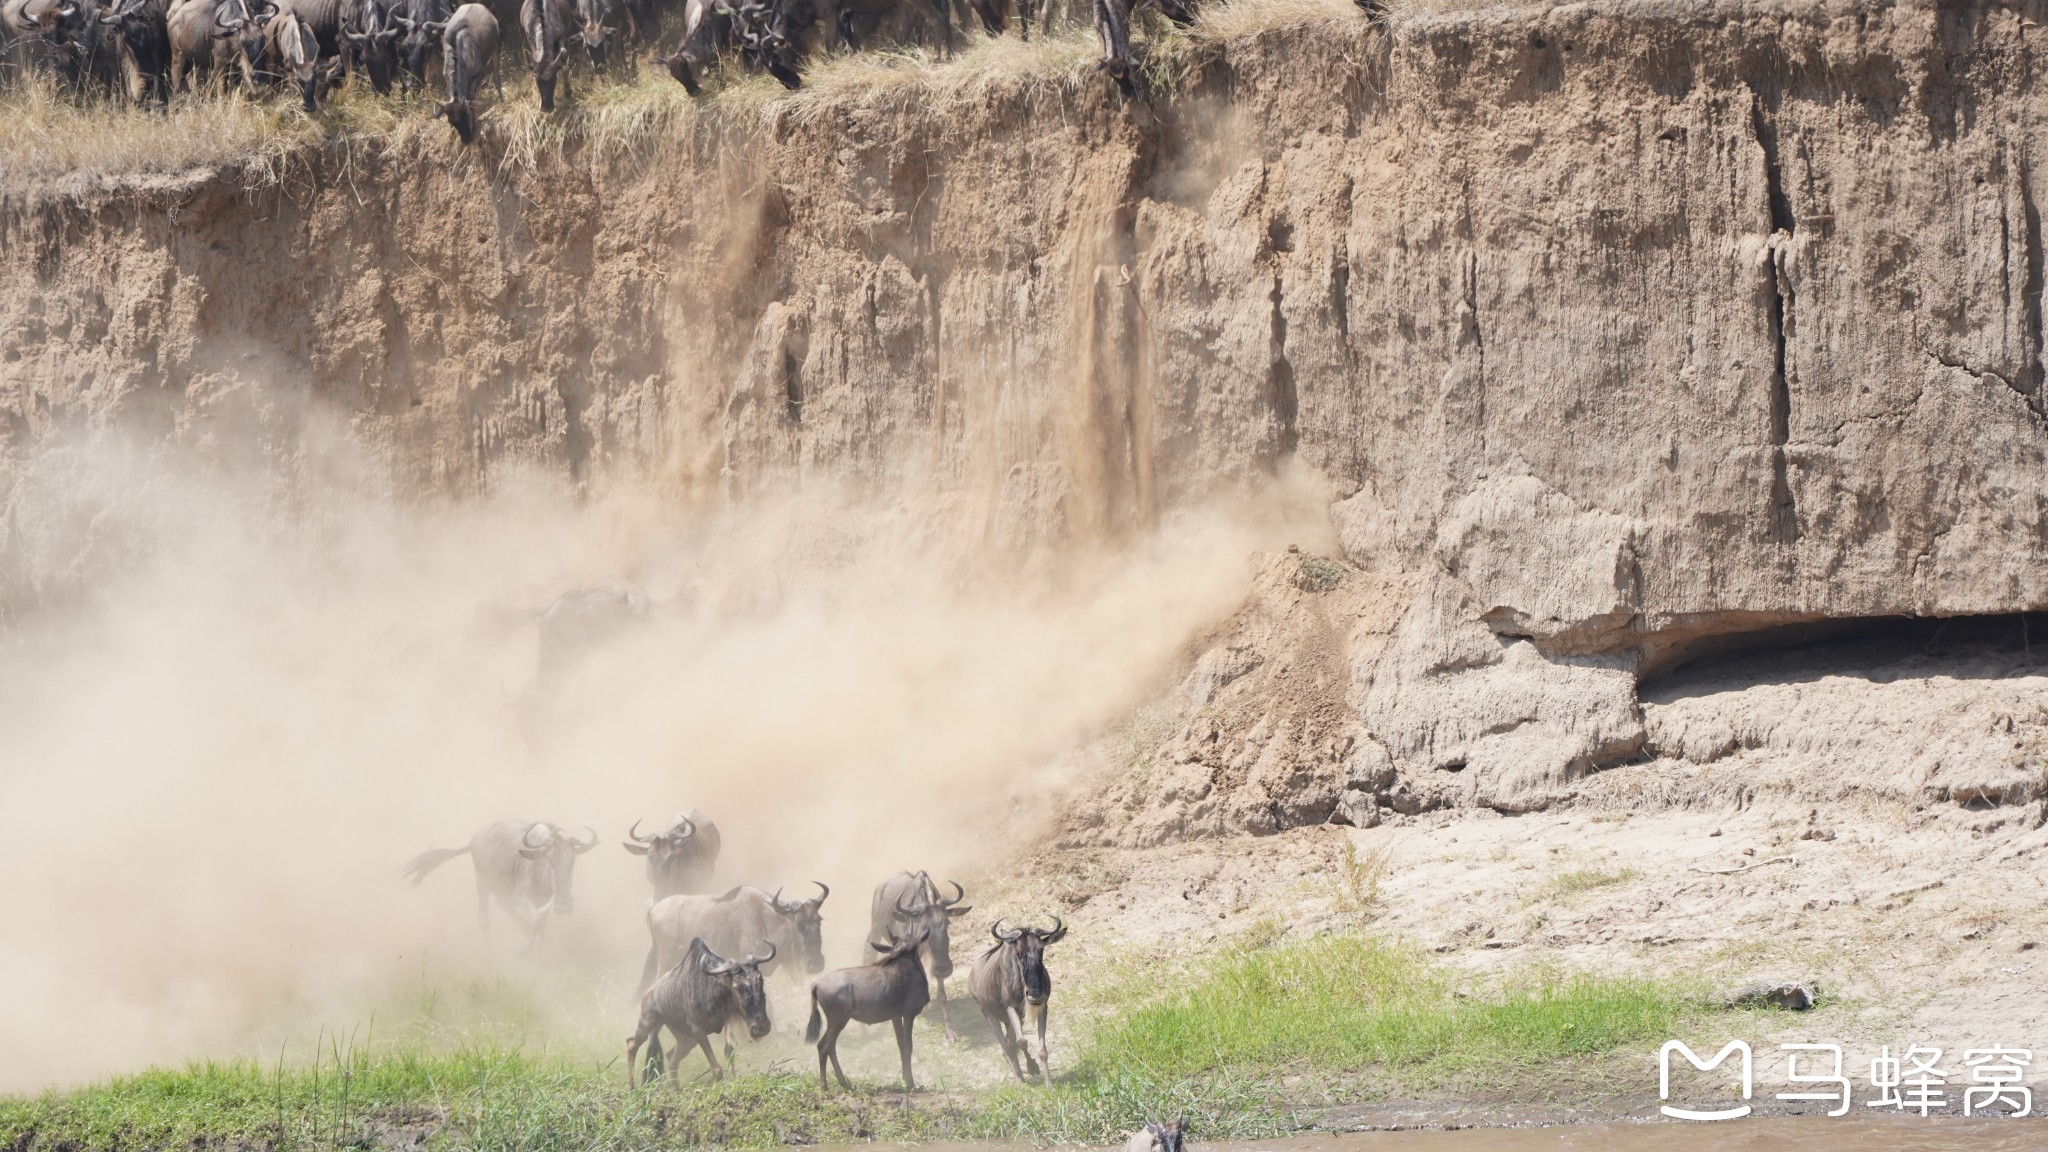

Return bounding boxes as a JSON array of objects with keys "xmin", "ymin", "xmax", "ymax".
[
  {"xmin": 934, "ymin": 977, "xmax": 959, "ymax": 1041},
  {"xmin": 818, "ymin": 1017, "xmax": 852, "ymax": 1090},
  {"xmin": 1004, "ymin": 1005, "xmax": 1036, "ymax": 1079},
  {"xmin": 983, "ymin": 1005, "xmax": 1025, "ymax": 1082},
  {"xmin": 626, "ymin": 1009, "xmax": 659, "ymax": 1088},
  {"xmin": 695, "ymin": 1033, "xmax": 724, "ymax": 1081},
  {"xmin": 1028, "ymin": 1000, "xmax": 1051, "ymax": 1083},
  {"xmin": 891, "ymin": 1015, "xmax": 917, "ymax": 1092},
  {"xmin": 644, "ymin": 1028, "xmax": 666, "ymax": 1083}
]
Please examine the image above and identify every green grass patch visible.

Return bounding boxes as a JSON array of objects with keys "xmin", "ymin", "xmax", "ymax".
[
  {"xmin": 1082, "ymin": 935, "xmax": 1698, "ymax": 1080},
  {"xmin": 0, "ymin": 935, "xmax": 1707, "ymax": 1150},
  {"xmin": 1546, "ymin": 867, "xmax": 1641, "ymax": 900}
]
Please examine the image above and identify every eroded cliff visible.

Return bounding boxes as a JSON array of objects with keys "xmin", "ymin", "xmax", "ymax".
[{"xmin": 6, "ymin": 0, "xmax": 2047, "ymax": 832}]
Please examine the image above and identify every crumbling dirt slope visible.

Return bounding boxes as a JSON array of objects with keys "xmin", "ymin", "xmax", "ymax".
[{"xmin": 7, "ymin": 0, "xmax": 2048, "ymax": 833}]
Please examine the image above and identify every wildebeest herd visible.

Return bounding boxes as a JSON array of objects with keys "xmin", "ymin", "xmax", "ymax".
[
  {"xmin": 401, "ymin": 811, "xmax": 1070, "ymax": 1092},
  {"xmin": 0, "ymin": 0, "xmax": 1196, "ymax": 144}
]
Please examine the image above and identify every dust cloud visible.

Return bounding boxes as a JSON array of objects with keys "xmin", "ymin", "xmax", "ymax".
[{"xmin": 0, "ymin": 402, "xmax": 1334, "ymax": 1091}]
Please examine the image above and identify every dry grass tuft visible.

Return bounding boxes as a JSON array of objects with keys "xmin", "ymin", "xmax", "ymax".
[
  {"xmin": 1189, "ymin": 0, "xmax": 1364, "ymax": 43},
  {"xmin": 0, "ymin": 0, "xmax": 1381, "ymax": 188}
]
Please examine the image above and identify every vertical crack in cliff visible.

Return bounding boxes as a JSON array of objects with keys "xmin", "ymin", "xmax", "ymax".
[
  {"xmin": 1752, "ymin": 86, "xmax": 1799, "ymax": 541},
  {"xmin": 2022, "ymin": 165, "xmax": 2045, "ymax": 413},
  {"xmin": 1267, "ymin": 272, "xmax": 1299, "ymax": 461}
]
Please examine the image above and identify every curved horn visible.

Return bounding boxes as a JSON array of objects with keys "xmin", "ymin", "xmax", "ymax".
[
  {"xmin": 745, "ymin": 940, "xmax": 777, "ymax": 967},
  {"xmin": 670, "ymin": 814, "xmax": 695, "ymax": 840},
  {"xmin": 942, "ymin": 880, "xmax": 966, "ymax": 906},
  {"xmin": 570, "ymin": 825, "xmax": 600, "ymax": 853},
  {"xmin": 627, "ymin": 818, "xmax": 651, "ymax": 843},
  {"xmin": 522, "ymin": 822, "xmax": 553, "ymax": 849},
  {"xmin": 770, "ymin": 886, "xmax": 784, "ymax": 906},
  {"xmin": 896, "ymin": 891, "xmax": 928, "ymax": 917},
  {"xmin": 989, "ymin": 917, "xmax": 1007, "ymax": 943},
  {"xmin": 1043, "ymin": 914, "xmax": 1065, "ymax": 942},
  {"xmin": 811, "ymin": 880, "xmax": 829, "ymax": 904}
]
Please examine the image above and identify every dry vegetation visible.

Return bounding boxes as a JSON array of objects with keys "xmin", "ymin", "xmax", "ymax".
[{"xmin": 0, "ymin": 0, "xmax": 1373, "ymax": 187}]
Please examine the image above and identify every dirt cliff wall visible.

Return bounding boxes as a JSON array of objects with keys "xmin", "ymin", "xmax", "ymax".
[{"xmin": 5, "ymin": 0, "xmax": 2047, "ymax": 825}]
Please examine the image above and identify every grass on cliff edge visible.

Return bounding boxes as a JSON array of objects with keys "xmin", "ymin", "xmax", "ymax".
[
  {"xmin": 0, "ymin": 936, "xmax": 1708, "ymax": 1150},
  {"xmin": 0, "ymin": 0, "xmax": 1365, "ymax": 185}
]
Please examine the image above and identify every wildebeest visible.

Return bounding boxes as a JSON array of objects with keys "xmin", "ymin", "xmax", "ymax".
[
  {"xmin": 339, "ymin": 0, "xmax": 398, "ymax": 91},
  {"xmin": 1126, "ymin": 1121, "xmax": 1187, "ymax": 1152},
  {"xmin": 623, "ymin": 809, "xmax": 722, "ymax": 899},
  {"xmin": 387, "ymin": 0, "xmax": 444, "ymax": 88},
  {"xmin": 828, "ymin": 0, "xmax": 945, "ymax": 57},
  {"xmin": 652, "ymin": 0, "xmax": 723, "ymax": 94},
  {"xmin": 643, "ymin": 881, "xmax": 828, "ymax": 991},
  {"xmin": 1089, "ymin": 0, "xmax": 1190, "ymax": 95},
  {"xmin": 265, "ymin": 0, "xmax": 332, "ymax": 109},
  {"xmin": 968, "ymin": 915, "xmax": 1065, "ymax": 1083},
  {"xmin": 869, "ymin": 871, "xmax": 969, "ymax": 1036},
  {"xmin": 7, "ymin": 0, "xmax": 106, "ymax": 89},
  {"xmin": 96, "ymin": 0, "xmax": 170, "ymax": 102},
  {"xmin": 804, "ymin": 930, "xmax": 930, "ymax": 1092},
  {"xmin": 166, "ymin": 0, "xmax": 270, "ymax": 94},
  {"xmin": 518, "ymin": 0, "xmax": 567, "ymax": 115},
  {"xmin": 728, "ymin": 0, "xmax": 809, "ymax": 89},
  {"xmin": 401, "ymin": 819, "xmax": 600, "ymax": 949},
  {"xmin": 528, "ymin": 580, "xmax": 648, "ymax": 696},
  {"xmin": 626, "ymin": 938, "xmax": 776, "ymax": 1087},
  {"xmin": 429, "ymin": 1, "xmax": 494, "ymax": 142}
]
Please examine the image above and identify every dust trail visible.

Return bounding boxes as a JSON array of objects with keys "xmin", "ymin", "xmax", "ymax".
[{"xmin": 0, "ymin": 408, "xmax": 1333, "ymax": 1091}]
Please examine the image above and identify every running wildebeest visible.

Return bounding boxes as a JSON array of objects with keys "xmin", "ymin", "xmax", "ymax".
[
  {"xmin": 652, "ymin": 0, "xmax": 724, "ymax": 94},
  {"xmin": 968, "ymin": 915, "xmax": 1065, "ymax": 1083},
  {"xmin": 622, "ymin": 809, "xmax": 721, "ymax": 899},
  {"xmin": 643, "ymin": 881, "xmax": 828, "ymax": 990},
  {"xmin": 429, "ymin": 1, "xmax": 495, "ymax": 143},
  {"xmin": 401, "ymin": 819, "xmax": 600, "ymax": 949},
  {"xmin": 526, "ymin": 580, "xmax": 649, "ymax": 696},
  {"xmin": 626, "ymin": 938, "xmax": 776, "ymax": 1087},
  {"xmin": 1126, "ymin": 1121, "xmax": 1187, "ymax": 1152},
  {"xmin": 869, "ymin": 871, "xmax": 969, "ymax": 1037},
  {"xmin": 805, "ymin": 930, "xmax": 930, "ymax": 1092}
]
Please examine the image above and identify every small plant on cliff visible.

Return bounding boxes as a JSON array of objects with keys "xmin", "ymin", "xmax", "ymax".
[
  {"xmin": 1296, "ymin": 553, "xmax": 1348, "ymax": 592},
  {"xmin": 1338, "ymin": 837, "xmax": 1392, "ymax": 918}
]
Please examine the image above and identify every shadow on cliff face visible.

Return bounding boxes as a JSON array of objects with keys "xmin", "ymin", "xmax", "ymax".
[{"xmin": 0, "ymin": 407, "xmax": 1335, "ymax": 1091}]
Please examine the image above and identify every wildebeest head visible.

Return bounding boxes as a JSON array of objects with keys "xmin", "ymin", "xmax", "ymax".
[
  {"xmin": 769, "ymin": 881, "xmax": 830, "ymax": 973},
  {"xmin": 213, "ymin": 0, "xmax": 275, "ymax": 86},
  {"xmin": 573, "ymin": 0, "xmax": 606, "ymax": 69},
  {"xmin": 872, "ymin": 928, "xmax": 930, "ymax": 964},
  {"xmin": 270, "ymin": 9, "xmax": 320, "ymax": 111},
  {"xmin": 344, "ymin": 0, "xmax": 401, "ymax": 93},
  {"xmin": 989, "ymin": 915, "xmax": 1064, "ymax": 1004},
  {"xmin": 518, "ymin": 821, "xmax": 600, "ymax": 914},
  {"xmin": 529, "ymin": 34, "xmax": 565, "ymax": 110},
  {"xmin": 622, "ymin": 813, "xmax": 702, "ymax": 894},
  {"xmin": 1142, "ymin": 1121, "xmax": 1186, "ymax": 1152},
  {"xmin": 438, "ymin": 97, "xmax": 479, "ymax": 143},
  {"xmin": 732, "ymin": 0, "xmax": 806, "ymax": 90},
  {"xmin": 893, "ymin": 876, "xmax": 969, "ymax": 979},
  {"xmin": 698, "ymin": 939, "xmax": 776, "ymax": 1038},
  {"xmin": 394, "ymin": 9, "xmax": 441, "ymax": 91}
]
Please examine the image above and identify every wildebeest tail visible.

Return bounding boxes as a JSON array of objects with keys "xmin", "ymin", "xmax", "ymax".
[
  {"xmin": 803, "ymin": 988, "xmax": 822, "ymax": 1043},
  {"xmin": 399, "ymin": 845, "xmax": 470, "ymax": 887}
]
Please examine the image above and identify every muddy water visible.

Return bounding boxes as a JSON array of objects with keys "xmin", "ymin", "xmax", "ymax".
[{"xmin": 845, "ymin": 1119, "xmax": 2043, "ymax": 1152}]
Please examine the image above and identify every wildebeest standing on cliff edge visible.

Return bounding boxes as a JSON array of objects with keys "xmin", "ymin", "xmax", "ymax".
[
  {"xmin": 627, "ymin": 938, "xmax": 776, "ymax": 1086},
  {"xmin": 805, "ymin": 930, "xmax": 930, "ymax": 1092},
  {"xmin": 431, "ymin": 1, "xmax": 496, "ymax": 143},
  {"xmin": 402, "ymin": 819, "xmax": 600, "ymax": 950},
  {"xmin": 518, "ymin": 0, "xmax": 570, "ymax": 110},
  {"xmin": 968, "ymin": 915, "xmax": 1065, "ymax": 1083},
  {"xmin": 869, "ymin": 870, "xmax": 969, "ymax": 1037}
]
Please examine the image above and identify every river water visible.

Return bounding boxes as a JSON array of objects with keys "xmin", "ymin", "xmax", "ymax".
[{"xmin": 843, "ymin": 1118, "xmax": 2044, "ymax": 1152}]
